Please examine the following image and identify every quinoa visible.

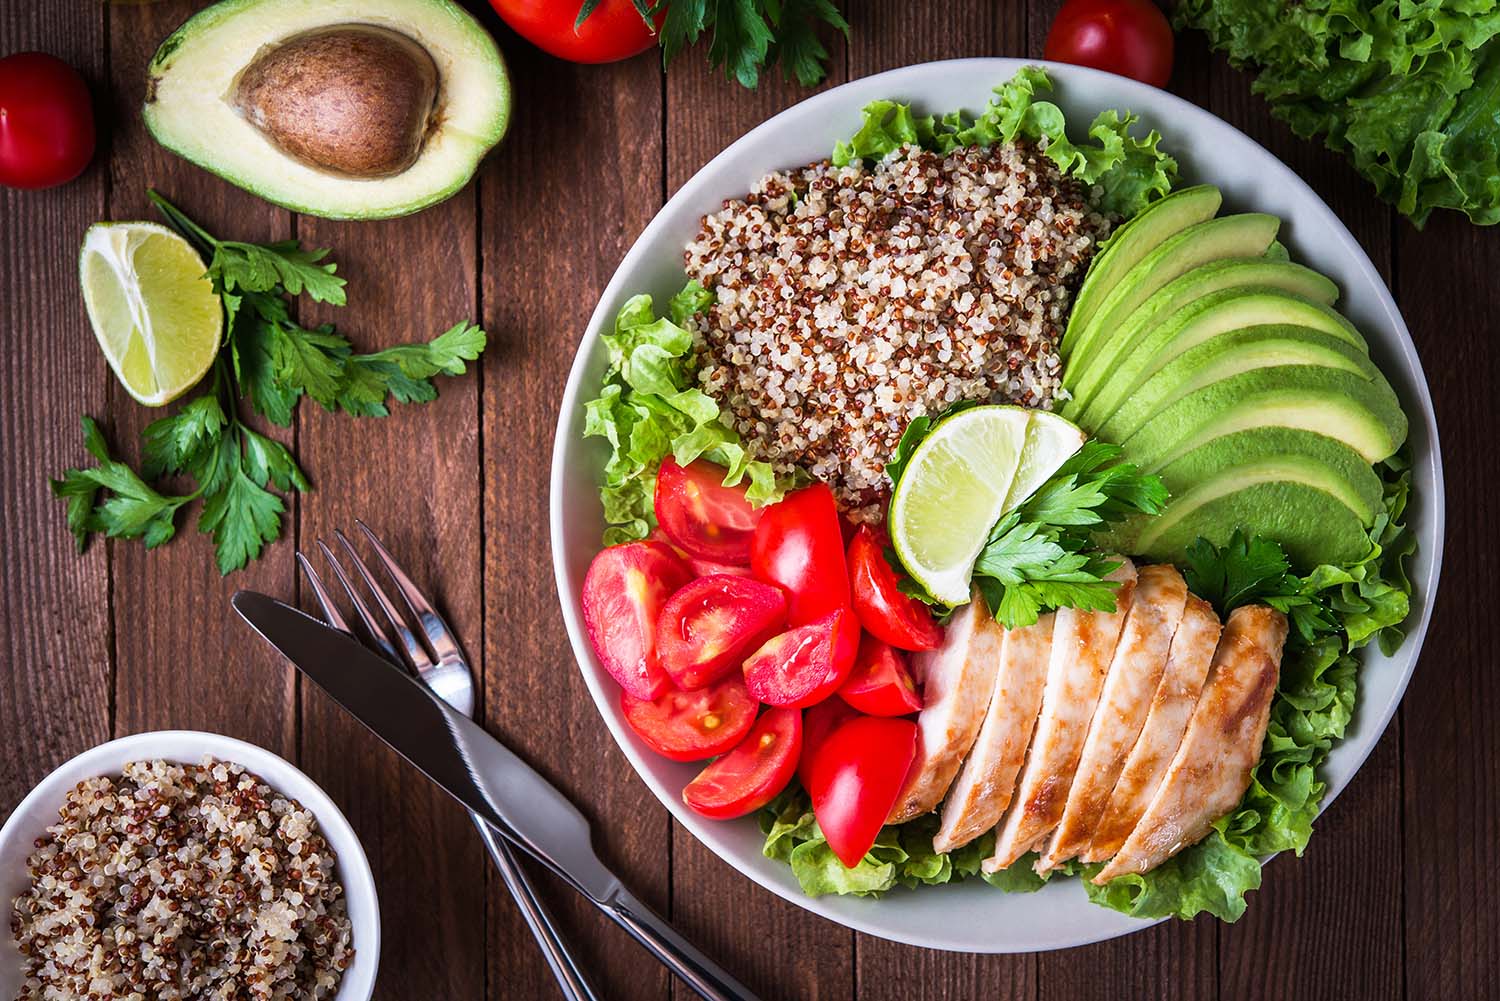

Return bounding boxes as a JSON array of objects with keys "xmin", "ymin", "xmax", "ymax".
[
  {"xmin": 685, "ymin": 141, "xmax": 1111, "ymax": 520},
  {"xmin": 10, "ymin": 759, "xmax": 353, "ymax": 1001}
]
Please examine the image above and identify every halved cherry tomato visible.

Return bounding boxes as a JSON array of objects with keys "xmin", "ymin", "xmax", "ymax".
[
  {"xmin": 799, "ymin": 697, "xmax": 859, "ymax": 784},
  {"xmin": 687, "ymin": 557, "xmax": 753, "ymax": 578},
  {"xmin": 742, "ymin": 608, "xmax": 860, "ymax": 709},
  {"xmin": 582, "ymin": 541, "xmax": 693, "ymax": 700},
  {"xmin": 751, "ymin": 484, "xmax": 850, "ymax": 625},
  {"xmin": 683, "ymin": 708, "xmax": 802, "ymax": 819},
  {"xmin": 847, "ymin": 525, "xmax": 943, "ymax": 651},
  {"xmin": 1044, "ymin": 0, "xmax": 1175, "ymax": 90},
  {"xmin": 620, "ymin": 676, "xmax": 758, "ymax": 762},
  {"xmin": 655, "ymin": 457, "xmax": 762, "ymax": 565},
  {"xmin": 805, "ymin": 716, "xmax": 918, "ymax": 868},
  {"xmin": 656, "ymin": 575, "xmax": 788, "ymax": 690},
  {"xmin": 837, "ymin": 635, "xmax": 923, "ymax": 717}
]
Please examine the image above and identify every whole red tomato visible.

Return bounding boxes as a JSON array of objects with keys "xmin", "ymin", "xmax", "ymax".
[
  {"xmin": 487, "ymin": 0, "xmax": 659, "ymax": 64},
  {"xmin": 1044, "ymin": 0, "xmax": 1174, "ymax": 90},
  {"xmin": 0, "ymin": 52, "xmax": 95, "ymax": 190}
]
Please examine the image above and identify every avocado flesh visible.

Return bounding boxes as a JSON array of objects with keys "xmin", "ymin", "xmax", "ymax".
[
  {"xmin": 1061, "ymin": 258, "xmax": 1339, "ymax": 415},
  {"xmin": 1097, "ymin": 326, "xmax": 1382, "ymax": 444},
  {"xmin": 1076, "ymin": 287, "xmax": 1367, "ymax": 432},
  {"xmin": 1062, "ymin": 185, "xmax": 1222, "ymax": 356},
  {"xmin": 1063, "ymin": 213, "xmax": 1281, "ymax": 367},
  {"xmin": 143, "ymin": 0, "xmax": 510, "ymax": 220},
  {"xmin": 1117, "ymin": 366, "xmax": 1408, "ymax": 472}
]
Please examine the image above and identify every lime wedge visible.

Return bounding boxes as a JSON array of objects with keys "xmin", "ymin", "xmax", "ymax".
[
  {"xmin": 79, "ymin": 221, "xmax": 221, "ymax": 406},
  {"xmin": 1004, "ymin": 410, "xmax": 1087, "ymax": 510},
  {"xmin": 889, "ymin": 406, "xmax": 1031, "ymax": 605}
]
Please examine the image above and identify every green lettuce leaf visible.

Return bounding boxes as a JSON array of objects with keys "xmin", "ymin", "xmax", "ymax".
[
  {"xmin": 832, "ymin": 65, "xmax": 1178, "ymax": 218},
  {"xmin": 583, "ymin": 282, "xmax": 786, "ymax": 544}
]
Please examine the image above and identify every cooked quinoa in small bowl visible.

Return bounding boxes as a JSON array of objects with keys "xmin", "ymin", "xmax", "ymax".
[{"xmin": 0, "ymin": 731, "xmax": 379, "ymax": 1001}]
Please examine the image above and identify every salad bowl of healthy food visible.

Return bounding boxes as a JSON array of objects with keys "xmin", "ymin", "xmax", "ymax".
[{"xmin": 551, "ymin": 58, "xmax": 1442, "ymax": 953}]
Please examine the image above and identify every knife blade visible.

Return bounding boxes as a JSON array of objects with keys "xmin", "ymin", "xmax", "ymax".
[{"xmin": 231, "ymin": 590, "xmax": 620, "ymax": 902}]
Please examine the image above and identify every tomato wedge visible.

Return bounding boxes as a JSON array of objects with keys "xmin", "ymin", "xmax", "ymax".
[
  {"xmin": 805, "ymin": 716, "xmax": 919, "ymax": 868},
  {"xmin": 656, "ymin": 575, "xmax": 788, "ymax": 690},
  {"xmin": 799, "ymin": 697, "xmax": 859, "ymax": 784},
  {"xmin": 655, "ymin": 456, "xmax": 762, "ymax": 564},
  {"xmin": 620, "ymin": 676, "xmax": 758, "ymax": 762},
  {"xmin": 741, "ymin": 607, "xmax": 860, "ymax": 709},
  {"xmin": 582, "ymin": 541, "xmax": 693, "ymax": 700},
  {"xmin": 683, "ymin": 708, "xmax": 802, "ymax": 819},
  {"xmin": 847, "ymin": 524, "xmax": 944, "ymax": 651},
  {"xmin": 837, "ymin": 635, "xmax": 923, "ymax": 716},
  {"xmin": 751, "ymin": 483, "xmax": 850, "ymax": 625}
]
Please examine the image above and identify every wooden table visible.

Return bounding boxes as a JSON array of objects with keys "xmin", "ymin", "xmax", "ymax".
[{"xmin": 3, "ymin": 2, "xmax": 1496, "ymax": 999}]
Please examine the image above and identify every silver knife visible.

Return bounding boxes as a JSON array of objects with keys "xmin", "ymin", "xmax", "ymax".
[{"xmin": 232, "ymin": 590, "xmax": 758, "ymax": 1001}]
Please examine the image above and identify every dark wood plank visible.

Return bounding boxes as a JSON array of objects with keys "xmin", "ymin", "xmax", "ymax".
[
  {"xmin": 663, "ymin": 28, "xmax": 857, "ymax": 1001},
  {"xmin": 0, "ymin": 1, "xmax": 113, "ymax": 813},
  {"xmin": 1396, "ymin": 210, "xmax": 1500, "ymax": 1001},
  {"xmin": 105, "ymin": 0, "xmax": 296, "ymax": 753},
  {"xmin": 477, "ymin": 23, "xmax": 674, "ymax": 1001},
  {"xmin": 295, "ymin": 194, "xmax": 488, "ymax": 999}
]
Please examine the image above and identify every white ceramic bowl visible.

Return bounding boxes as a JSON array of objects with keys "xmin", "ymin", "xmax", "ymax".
[
  {"xmin": 0, "ymin": 731, "xmax": 380, "ymax": 998},
  {"xmin": 550, "ymin": 58, "xmax": 1445, "ymax": 952}
]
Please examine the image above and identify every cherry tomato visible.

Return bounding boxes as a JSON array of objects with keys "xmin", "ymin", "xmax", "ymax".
[
  {"xmin": 1044, "ymin": 0, "xmax": 1175, "ymax": 90},
  {"xmin": 799, "ymin": 697, "xmax": 859, "ymax": 785},
  {"xmin": 805, "ymin": 716, "xmax": 918, "ymax": 868},
  {"xmin": 655, "ymin": 457, "xmax": 762, "ymax": 565},
  {"xmin": 837, "ymin": 635, "xmax": 923, "ymax": 717},
  {"xmin": 487, "ymin": 0, "xmax": 659, "ymax": 64},
  {"xmin": 656, "ymin": 574, "xmax": 788, "ymax": 690},
  {"xmin": 582, "ymin": 541, "xmax": 693, "ymax": 700},
  {"xmin": 683, "ymin": 708, "xmax": 802, "ymax": 819},
  {"xmin": 742, "ymin": 608, "xmax": 860, "ymax": 709},
  {"xmin": 688, "ymin": 558, "xmax": 753, "ymax": 578},
  {"xmin": 846, "ymin": 525, "xmax": 944, "ymax": 651},
  {"xmin": 620, "ymin": 675, "xmax": 758, "ymax": 762},
  {"xmin": 751, "ymin": 484, "xmax": 850, "ymax": 625},
  {"xmin": 0, "ymin": 52, "xmax": 94, "ymax": 190}
]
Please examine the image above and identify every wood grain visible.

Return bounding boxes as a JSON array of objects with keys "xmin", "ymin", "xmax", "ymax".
[
  {"xmin": 0, "ymin": 0, "xmax": 113, "ymax": 815},
  {"xmin": 477, "ymin": 15, "xmax": 674, "ymax": 1000}
]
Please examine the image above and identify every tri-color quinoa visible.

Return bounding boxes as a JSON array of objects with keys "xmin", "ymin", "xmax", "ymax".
[
  {"xmin": 684, "ymin": 141, "xmax": 1110, "ymax": 520},
  {"xmin": 10, "ymin": 759, "xmax": 353, "ymax": 1001}
]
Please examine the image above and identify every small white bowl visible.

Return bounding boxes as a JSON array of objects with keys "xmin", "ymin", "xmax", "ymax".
[{"xmin": 0, "ymin": 730, "xmax": 380, "ymax": 1000}]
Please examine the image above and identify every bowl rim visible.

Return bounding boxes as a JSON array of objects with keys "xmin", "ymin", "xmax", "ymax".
[
  {"xmin": 0, "ymin": 729, "xmax": 381, "ymax": 1000},
  {"xmin": 549, "ymin": 56, "xmax": 1446, "ymax": 952}
]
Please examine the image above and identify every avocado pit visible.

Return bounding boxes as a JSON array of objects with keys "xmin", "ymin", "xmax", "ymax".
[{"xmin": 233, "ymin": 24, "xmax": 438, "ymax": 178}]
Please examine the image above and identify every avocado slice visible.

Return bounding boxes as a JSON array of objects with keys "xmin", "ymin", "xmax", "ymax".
[
  {"xmin": 1061, "ymin": 258, "xmax": 1339, "ymax": 415},
  {"xmin": 1063, "ymin": 185, "xmax": 1222, "ymax": 355},
  {"xmin": 1097, "ymin": 325, "xmax": 1382, "ymax": 443},
  {"xmin": 1063, "ymin": 213, "xmax": 1281, "ymax": 366},
  {"xmin": 1076, "ymin": 287, "xmax": 1367, "ymax": 432},
  {"xmin": 1117, "ymin": 366, "xmax": 1408, "ymax": 471},
  {"xmin": 144, "ymin": 0, "xmax": 510, "ymax": 220}
]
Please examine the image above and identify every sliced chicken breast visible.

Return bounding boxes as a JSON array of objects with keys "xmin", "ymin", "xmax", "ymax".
[
  {"xmin": 1082, "ymin": 594, "xmax": 1222, "ymax": 863},
  {"xmin": 1093, "ymin": 604, "xmax": 1288, "ymax": 883},
  {"xmin": 932, "ymin": 613, "xmax": 1055, "ymax": 854},
  {"xmin": 887, "ymin": 593, "xmax": 1006, "ymax": 824},
  {"xmin": 983, "ymin": 559, "xmax": 1138, "ymax": 874},
  {"xmin": 1036, "ymin": 564, "xmax": 1188, "ymax": 872}
]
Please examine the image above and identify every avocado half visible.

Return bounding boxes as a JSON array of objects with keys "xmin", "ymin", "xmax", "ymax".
[{"xmin": 144, "ymin": 0, "xmax": 510, "ymax": 220}]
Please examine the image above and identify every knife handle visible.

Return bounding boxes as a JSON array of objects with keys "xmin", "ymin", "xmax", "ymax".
[{"xmin": 599, "ymin": 887, "xmax": 759, "ymax": 1001}]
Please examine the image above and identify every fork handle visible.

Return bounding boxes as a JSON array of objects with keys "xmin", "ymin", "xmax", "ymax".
[
  {"xmin": 475, "ymin": 816, "xmax": 602, "ymax": 1001},
  {"xmin": 599, "ymin": 886, "xmax": 759, "ymax": 1001}
]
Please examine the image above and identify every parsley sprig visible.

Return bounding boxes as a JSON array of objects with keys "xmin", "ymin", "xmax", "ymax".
[
  {"xmin": 51, "ymin": 192, "xmax": 486, "ymax": 574},
  {"xmin": 578, "ymin": 0, "xmax": 848, "ymax": 88}
]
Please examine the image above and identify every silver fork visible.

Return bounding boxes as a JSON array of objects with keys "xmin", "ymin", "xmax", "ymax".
[{"xmin": 298, "ymin": 522, "xmax": 600, "ymax": 1001}]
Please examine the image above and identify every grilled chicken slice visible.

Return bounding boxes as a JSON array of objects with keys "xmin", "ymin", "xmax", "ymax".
[
  {"xmin": 932, "ymin": 613, "xmax": 1055, "ymax": 854},
  {"xmin": 1093, "ymin": 605, "xmax": 1288, "ymax": 883},
  {"xmin": 983, "ymin": 560, "xmax": 1138, "ymax": 874},
  {"xmin": 1082, "ymin": 594, "xmax": 1222, "ymax": 863},
  {"xmin": 1036, "ymin": 564, "xmax": 1189, "ymax": 872},
  {"xmin": 887, "ymin": 594, "xmax": 1006, "ymax": 823}
]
